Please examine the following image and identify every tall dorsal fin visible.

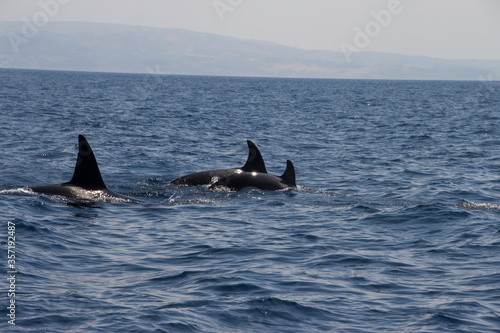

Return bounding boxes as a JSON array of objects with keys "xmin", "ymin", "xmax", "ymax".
[
  {"xmin": 66, "ymin": 135, "xmax": 107, "ymax": 190},
  {"xmin": 241, "ymin": 140, "xmax": 267, "ymax": 173},
  {"xmin": 281, "ymin": 160, "xmax": 296, "ymax": 187}
]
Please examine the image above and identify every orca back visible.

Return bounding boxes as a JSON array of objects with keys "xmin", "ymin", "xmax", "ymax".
[{"xmin": 171, "ymin": 140, "xmax": 268, "ymax": 185}]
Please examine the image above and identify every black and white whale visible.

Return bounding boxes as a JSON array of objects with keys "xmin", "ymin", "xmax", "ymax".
[
  {"xmin": 211, "ymin": 160, "xmax": 296, "ymax": 191},
  {"xmin": 28, "ymin": 135, "xmax": 134, "ymax": 202},
  {"xmin": 170, "ymin": 140, "xmax": 268, "ymax": 186}
]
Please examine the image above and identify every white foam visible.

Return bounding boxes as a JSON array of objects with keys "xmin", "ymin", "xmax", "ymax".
[{"xmin": 456, "ymin": 202, "xmax": 500, "ymax": 210}]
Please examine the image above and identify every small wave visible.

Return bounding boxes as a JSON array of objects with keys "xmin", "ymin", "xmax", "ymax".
[
  {"xmin": 208, "ymin": 282, "xmax": 268, "ymax": 295},
  {"xmin": 208, "ymin": 184, "xmax": 234, "ymax": 193},
  {"xmin": 0, "ymin": 187, "xmax": 136, "ymax": 204},
  {"xmin": 295, "ymin": 186, "xmax": 341, "ymax": 197},
  {"xmin": 245, "ymin": 297, "xmax": 335, "ymax": 322},
  {"xmin": 423, "ymin": 311, "xmax": 477, "ymax": 327},
  {"xmin": 0, "ymin": 187, "xmax": 36, "ymax": 195},
  {"xmin": 455, "ymin": 201, "xmax": 500, "ymax": 210},
  {"xmin": 168, "ymin": 197, "xmax": 227, "ymax": 206}
]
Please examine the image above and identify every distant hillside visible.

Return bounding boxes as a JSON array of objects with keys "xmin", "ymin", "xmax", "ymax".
[{"xmin": 1, "ymin": 21, "xmax": 499, "ymax": 80}]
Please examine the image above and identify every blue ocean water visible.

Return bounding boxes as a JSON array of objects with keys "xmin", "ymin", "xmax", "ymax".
[{"xmin": 1, "ymin": 68, "xmax": 500, "ymax": 332}]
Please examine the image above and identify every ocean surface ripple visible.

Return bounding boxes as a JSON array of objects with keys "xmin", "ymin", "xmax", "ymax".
[{"xmin": 1, "ymin": 69, "xmax": 500, "ymax": 332}]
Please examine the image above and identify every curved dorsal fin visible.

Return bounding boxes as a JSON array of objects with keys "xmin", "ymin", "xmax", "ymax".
[
  {"xmin": 66, "ymin": 135, "xmax": 107, "ymax": 190},
  {"xmin": 241, "ymin": 140, "xmax": 267, "ymax": 173},
  {"xmin": 281, "ymin": 160, "xmax": 296, "ymax": 187}
]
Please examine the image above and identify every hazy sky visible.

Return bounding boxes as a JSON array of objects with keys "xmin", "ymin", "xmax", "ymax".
[{"xmin": 1, "ymin": 0, "xmax": 499, "ymax": 60}]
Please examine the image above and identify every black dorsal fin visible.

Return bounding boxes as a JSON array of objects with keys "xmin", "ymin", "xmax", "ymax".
[
  {"xmin": 281, "ymin": 160, "xmax": 296, "ymax": 187},
  {"xmin": 241, "ymin": 140, "xmax": 267, "ymax": 173},
  {"xmin": 66, "ymin": 135, "xmax": 107, "ymax": 190}
]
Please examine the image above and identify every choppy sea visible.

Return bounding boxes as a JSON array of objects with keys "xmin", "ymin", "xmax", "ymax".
[{"xmin": 1, "ymin": 68, "xmax": 500, "ymax": 332}]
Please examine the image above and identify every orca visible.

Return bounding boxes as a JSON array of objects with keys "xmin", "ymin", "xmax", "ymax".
[
  {"xmin": 28, "ymin": 135, "xmax": 134, "ymax": 202},
  {"xmin": 170, "ymin": 140, "xmax": 268, "ymax": 186},
  {"xmin": 211, "ymin": 160, "xmax": 296, "ymax": 191}
]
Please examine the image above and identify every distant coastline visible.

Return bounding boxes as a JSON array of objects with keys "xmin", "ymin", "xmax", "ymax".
[
  {"xmin": 2, "ymin": 67, "xmax": 499, "ymax": 84},
  {"xmin": 1, "ymin": 21, "xmax": 499, "ymax": 81}
]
